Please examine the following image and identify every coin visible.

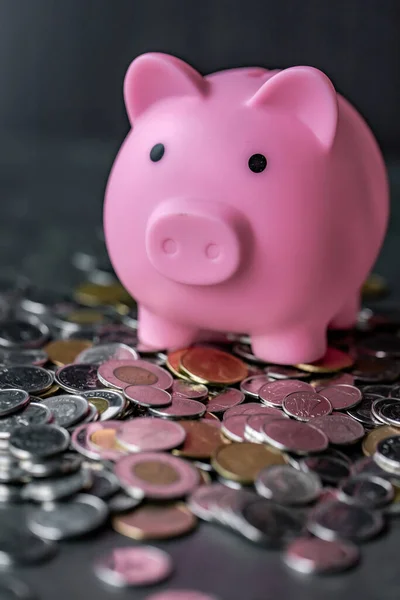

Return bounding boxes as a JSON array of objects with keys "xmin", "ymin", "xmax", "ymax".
[
  {"xmin": 19, "ymin": 452, "xmax": 82, "ymax": 479},
  {"xmin": 244, "ymin": 411, "xmax": 288, "ymax": 443},
  {"xmin": 79, "ymin": 388, "xmax": 126, "ymax": 421},
  {"xmin": 282, "ymin": 391, "xmax": 332, "ymax": 421},
  {"xmin": 28, "ymin": 494, "xmax": 108, "ymax": 540},
  {"xmin": 8, "ymin": 424, "xmax": 70, "ymax": 459},
  {"xmin": 296, "ymin": 347, "xmax": 354, "ymax": 373},
  {"xmin": 172, "ymin": 421, "xmax": 222, "ymax": 459},
  {"xmin": 0, "ymin": 519, "xmax": 56, "ymax": 566},
  {"xmin": 115, "ymin": 452, "xmax": 200, "ymax": 500},
  {"xmin": 284, "ymin": 536, "xmax": 359, "ymax": 574},
  {"xmin": 262, "ymin": 420, "xmax": 329, "ymax": 454},
  {"xmin": 98, "ymin": 359, "xmax": 172, "ymax": 390},
  {"xmin": 45, "ymin": 339, "xmax": 93, "ymax": 366},
  {"xmin": 352, "ymin": 356, "xmax": 400, "ymax": 383},
  {"xmin": 313, "ymin": 373, "xmax": 355, "ymax": 390},
  {"xmin": 362, "ymin": 273, "xmax": 388, "ymax": 299},
  {"xmin": 206, "ymin": 388, "xmax": 245, "ymax": 414},
  {"xmin": 318, "ymin": 384, "xmax": 362, "ymax": 411},
  {"xmin": 146, "ymin": 591, "xmax": 219, "ymax": 600},
  {"xmin": 116, "ymin": 418, "xmax": 186, "ymax": 452},
  {"xmin": 0, "ymin": 317, "xmax": 49, "ymax": 349},
  {"xmin": 212, "ymin": 443, "xmax": 287, "ymax": 485},
  {"xmin": 0, "ymin": 389, "xmax": 30, "ymax": 417},
  {"xmin": 0, "ymin": 402, "xmax": 52, "ymax": 442},
  {"xmin": 266, "ymin": 365, "xmax": 311, "ymax": 379},
  {"xmin": 372, "ymin": 398, "xmax": 400, "ymax": 427},
  {"xmin": 239, "ymin": 497, "xmax": 304, "ymax": 547},
  {"xmin": 258, "ymin": 380, "xmax": 313, "ymax": 408},
  {"xmin": 55, "ymin": 364, "xmax": 100, "ymax": 393},
  {"xmin": 171, "ymin": 379, "xmax": 208, "ymax": 400},
  {"xmin": 347, "ymin": 393, "xmax": 382, "ymax": 427},
  {"xmin": 74, "ymin": 281, "xmax": 134, "ymax": 308},
  {"xmin": 86, "ymin": 469, "xmax": 120, "ymax": 499},
  {"xmin": 75, "ymin": 342, "xmax": 139, "ymax": 365},
  {"xmin": 364, "ymin": 384, "xmax": 392, "ymax": 397},
  {"xmin": 299, "ymin": 453, "xmax": 351, "ymax": 485},
  {"xmin": 124, "ymin": 385, "xmax": 172, "ymax": 408},
  {"xmin": 22, "ymin": 469, "xmax": 91, "ymax": 502},
  {"xmin": 0, "ymin": 365, "xmax": 53, "ymax": 393},
  {"xmin": 0, "ymin": 348, "xmax": 48, "ymax": 367},
  {"xmin": 113, "ymin": 502, "xmax": 197, "ymax": 540},
  {"xmin": 86, "ymin": 421, "xmax": 127, "ymax": 461},
  {"xmin": 166, "ymin": 348, "xmax": 192, "ymax": 381},
  {"xmin": 40, "ymin": 395, "xmax": 89, "ymax": 428},
  {"xmin": 307, "ymin": 499, "xmax": 384, "ymax": 542},
  {"xmin": 240, "ymin": 375, "xmax": 273, "ymax": 397},
  {"xmin": 96, "ymin": 324, "xmax": 138, "ymax": 346},
  {"xmin": 255, "ymin": 465, "xmax": 321, "ymax": 505},
  {"xmin": 338, "ymin": 474, "xmax": 394, "ymax": 508},
  {"xmin": 362, "ymin": 425, "xmax": 399, "ymax": 456},
  {"xmin": 374, "ymin": 435, "xmax": 400, "ymax": 473},
  {"xmin": 223, "ymin": 402, "xmax": 279, "ymax": 421},
  {"xmin": 39, "ymin": 383, "xmax": 60, "ymax": 398},
  {"xmin": 94, "ymin": 546, "xmax": 172, "ymax": 587},
  {"xmin": 309, "ymin": 413, "xmax": 365, "ymax": 445},
  {"xmin": 221, "ymin": 415, "xmax": 251, "ymax": 442},
  {"xmin": 149, "ymin": 396, "xmax": 206, "ymax": 420},
  {"xmin": 180, "ymin": 347, "xmax": 248, "ymax": 385},
  {"xmin": 358, "ymin": 333, "xmax": 400, "ymax": 358}
]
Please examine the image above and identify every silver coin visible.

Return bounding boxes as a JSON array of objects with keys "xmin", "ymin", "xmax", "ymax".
[
  {"xmin": 75, "ymin": 402, "xmax": 99, "ymax": 426},
  {"xmin": 0, "ymin": 462, "xmax": 26, "ymax": 484},
  {"xmin": 0, "ymin": 483, "xmax": 24, "ymax": 502},
  {"xmin": 0, "ymin": 348, "xmax": 48, "ymax": 367},
  {"xmin": 206, "ymin": 388, "xmax": 245, "ymax": 414},
  {"xmin": 19, "ymin": 288, "xmax": 70, "ymax": 315},
  {"xmin": 149, "ymin": 396, "xmax": 206, "ymax": 419},
  {"xmin": 80, "ymin": 389, "xmax": 126, "ymax": 421},
  {"xmin": 22, "ymin": 469, "xmax": 91, "ymax": 502},
  {"xmin": 8, "ymin": 424, "xmax": 70, "ymax": 459},
  {"xmin": 307, "ymin": 499, "xmax": 384, "ymax": 542},
  {"xmin": 19, "ymin": 452, "xmax": 83, "ymax": 478},
  {"xmin": 0, "ymin": 389, "xmax": 30, "ymax": 417},
  {"xmin": 0, "ymin": 403, "xmax": 52, "ymax": 441},
  {"xmin": 284, "ymin": 536, "xmax": 359, "ymax": 574},
  {"xmin": 258, "ymin": 380, "xmax": 313, "ymax": 408},
  {"xmin": 0, "ymin": 519, "xmax": 56, "ymax": 566},
  {"xmin": 27, "ymin": 493, "xmax": 108, "ymax": 540},
  {"xmin": 74, "ymin": 343, "xmax": 138, "ymax": 365},
  {"xmin": 233, "ymin": 343, "xmax": 264, "ymax": 363},
  {"xmin": 95, "ymin": 324, "xmax": 138, "ymax": 346},
  {"xmin": 298, "ymin": 454, "xmax": 351, "ymax": 485},
  {"xmin": 244, "ymin": 411, "xmax": 288, "ymax": 443},
  {"xmin": 239, "ymin": 497, "xmax": 304, "ymax": 547},
  {"xmin": 358, "ymin": 333, "xmax": 400, "ymax": 358},
  {"xmin": 308, "ymin": 413, "xmax": 365, "ymax": 445},
  {"xmin": 55, "ymin": 364, "xmax": 100, "ymax": 393},
  {"xmin": 240, "ymin": 375, "xmax": 273, "ymax": 397},
  {"xmin": 0, "ymin": 366, "xmax": 53, "ymax": 394},
  {"xmin": 266, "ymin": 365, "xmax": 310, "ymax": 379},
  {"xmin": 86, "ymin": 469, "xmax": 120, "ymax": 499},
  {"xmin": 47, "ymin": 306, "xmax": 113, "ymax": 335},
  {"xmin": 262, "ymin": 419, "xmax": 329, "ymax": 454},
  {"xmin": 40, "ymin": 395, "xmax": 89, "ymax": 428},
  {"xmin": 171, "ymin": 379, "xmax": 208, "ymax": 400},
  {"xmin": 255, "ymin": 465, "xmax": 321, "ymax": 505},
  {"xmin": 188, "ymin": 484, "xmax": 229, "ymax": 522},
  {"xmin": 389, "ymin": 383, "xmax": 400, "ymax": 398},
  {"xmin": 318, "ymin": 384, "xmax": 362, "ymax": 411},
  {"xmin": 372, "ymin": 398, "xmax": 400, "ymax": 427},
  {"xmin": 363, "ymin": 384, "xmax": 392, "ymax": 397},
  {"xmin": 338, "ymin": 474, "xmax": 394, "ymax": 508},
  {"xmin": 347, "ymin": 393, "xmax": 382, "ymax": 427},
  {"xmin": 93, "ymin": 546, "xmax": 173, "ymax": 588},
  {"xmin": 374, "ymin": 435, "xmax": 400, "ymax": 473},
  {"xmin": 108, "ymin": 491, "xmax": 143, "ymax": 514},
  {"xmin": 0, "ymin": 317, "xmax": 49, "ymax": 349},
  {"xmin": 282, "ymin": 391, "xmax": 332, "ymax": 421},
  {"xmin": 0, "ymin": 576, "xmax": 37, "ymax": 599},
  {"xmin": 352, "ymin": 455, "xmax": 400, "ymax": 486}
]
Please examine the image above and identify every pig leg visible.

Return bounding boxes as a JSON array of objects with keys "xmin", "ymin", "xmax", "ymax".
[
  {"xmin": 329, "ymin": 294, "xmax": 360, "ymax": 329},
  {"xmin": 138, "ymin": 305, "xmax": 200, "ymax": 349},
  {"xmin": 251, "ymin": 326, "xmax": 327, "ymax": 365}
]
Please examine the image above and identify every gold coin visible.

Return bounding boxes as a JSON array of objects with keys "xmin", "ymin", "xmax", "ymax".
[
  {"xmin": 172, "ymin": 420, "xmax": 223, "ymax": 459},
  {"xmin": 74, "ymin": 281, "xmax": 135, "ymax": 309},
  {"xmin": 362, "ymin": 425, "xmax": 400, "ymax": 456},
  {"xmin": 211, "ymin": 442, "xmax": 287, "ymax": 485},
  {"xmin": 38, "ymin": 383, "xmax": 60, "ymax": 398},
  {"xmin": 44, "ymin": 339, "xmax": 92, "ymax": 366},
  {"xmin": 296, "ymin": 347, "xmax": 354, "ymax": 374},
  {"xmin": 132, "ymin": 461, "xmax": 180, "ymax": 485},
  {"xmin": 112, "ymin": 502, "xmax": 197, "ymax": 540},
  {"xmin": 65, "ymin": 309, "xmax": 105, "ymax": 325},
  {"xmin": 88, "ymin": 397, "xmax": 109, "ymax": 415},
  {"xmin": 180, "ymin": 346, "xmax": 248, "ymax": 385},
  {"xmin": 362, "ymin": 273, "xmax": 388, "ymax": 299},
  {"xmin": 166, "ymin": 348, "xmax": 192, "ymax": 381}
]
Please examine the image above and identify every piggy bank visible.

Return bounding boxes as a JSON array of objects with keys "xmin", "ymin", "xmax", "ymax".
[{"xmin": 104, "ymin": 52, "xmax": 389, "ymax": 365}]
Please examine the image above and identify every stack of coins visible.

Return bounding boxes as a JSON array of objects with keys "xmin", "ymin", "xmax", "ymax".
[{"xmin": 1, "ymin": 274, "xmax": 400, "ymax": 596}]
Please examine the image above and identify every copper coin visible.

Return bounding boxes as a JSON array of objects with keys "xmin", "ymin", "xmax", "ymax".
[
  {"xmin": 318, "ymin": 384, "xmax": 362, "ymax": 410},
  {"xmin": 116, "ymin": 418, "xmax": 186, "ymax": 453},
  {"xmin": 282, "ymin": 391, "xmax": 332, "ymax": 421},
  {"xmin": 172, "ymin": 379, "xmax": 208, "ymax": 400},
  {"xmin": 166, "ymin": 348, "xmax": 191, "ymax": 381},
  {"xmin": 115, "ymin": 453, "xmax": 200, "ymax": 500},
  {"xmin": 240, "ymin": 375, "xmax": 273, "ymax": 397},
  {"xmin": 45, "ymin": 339, "xmax": 93, "ymax": 366},
  {"xmin": 211, "ymin": 442, "xmax": 287, "ymax": 485},
  {"xmin": 296, "ymin": 348, "xmax": 354, "ymax": 374},
  {"xmin": 362, "ymin": 425, "xmax": 400, "ymax": 456},
  {"xmin": 310, "ymin": 414, "xmax": 365, "ymax": 445},
  {"xmin": 94, "ymin": 546, "xmax": 172, "ymax": 587},
  {"xmin": 124, "ymin": 385, "xmax": 172, "ymax": 408},
  {"xmin": 180, "ymin": 347, "xmax": 248, "ymax": 385},
  {"xmin": 262, "ymin": 420, "xmax": 329, "ymax": 454},
  {"xmin": 258, "ymin": 380, "xmax": 313, "ymax": 408},
  {"xmin": 206, "ymin": 388, "xmax": 245, "ymax": 414},
  {"xmin": 172, "ymin": 420, "xmax": 223, "ymax": 459},
  {"xmin": 98, "ymin": 359, "xmax": 172, "ymax": 390},
  {"xmin": 223, "ymin": 402, "xmax": 277, "ymax": 420},
  {"xmin": 112, "ymin": 502, "xmax": 197, "ymax": 540},
  {"xmin": 245, "ymin": 411, "xmax": 288, "ymax": 442}
]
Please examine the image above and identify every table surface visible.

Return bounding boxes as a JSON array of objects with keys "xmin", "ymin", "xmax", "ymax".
[{"xmin": 1, "ymin": 136, "xmax": 400, "ymax": 600}]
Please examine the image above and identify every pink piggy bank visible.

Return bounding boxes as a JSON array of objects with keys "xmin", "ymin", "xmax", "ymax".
[{"xmin": 104, "ymin": 52, "xmax": 389, "ymax": 365}]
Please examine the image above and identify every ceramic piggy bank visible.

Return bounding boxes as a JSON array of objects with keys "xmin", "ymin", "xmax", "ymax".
[{"xmin": 104, "ymin": 52, "xmax": 389, "ymax": 364}]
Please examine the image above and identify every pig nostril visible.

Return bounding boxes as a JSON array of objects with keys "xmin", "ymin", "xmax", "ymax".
[
  {"xmin": 162, "ymin": 239, "xmax": 178, "ymax": 255},
  {"xmin": 205, "ymin": 243, "xmax": 220, "ymax": 260}
]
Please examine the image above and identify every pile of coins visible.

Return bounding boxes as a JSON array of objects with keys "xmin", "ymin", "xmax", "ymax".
[{"xmin": 2, "ymin": 276, "xmax": 400, "ymax": 597}]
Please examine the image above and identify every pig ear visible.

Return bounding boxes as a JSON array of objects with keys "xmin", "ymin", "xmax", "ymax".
[
  {"xmin": 247, "ymin": 66, "xmax": 338, "ymax": 150},
  {"xmin": 124, "ymin": 52, "xmax": 207, "ymax": 122}
]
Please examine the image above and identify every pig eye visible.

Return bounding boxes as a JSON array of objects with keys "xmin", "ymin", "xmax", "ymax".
[
  {"xmin": 150, "ymin": 143, "xmax": 165, "ymax": 162},
  {"xmin": 248, "ymin": 153, "xmax": 267, "ymax": 173}
]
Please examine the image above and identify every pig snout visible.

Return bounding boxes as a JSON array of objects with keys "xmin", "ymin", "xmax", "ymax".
[{"xmin": 145, "ymin": 199, "xmax": 244, "ymax": 285}]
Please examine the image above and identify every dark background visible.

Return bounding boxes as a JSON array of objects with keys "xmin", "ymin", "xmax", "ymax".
[{"xmin": 0, "ymin": 0, "xmax": 398, "ymax": 291}]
